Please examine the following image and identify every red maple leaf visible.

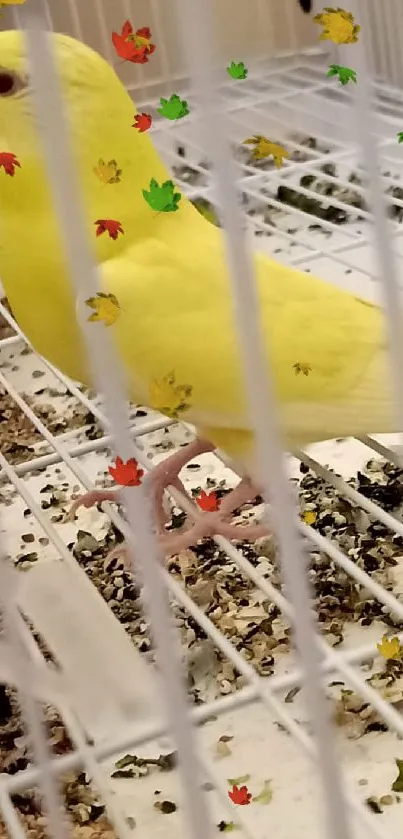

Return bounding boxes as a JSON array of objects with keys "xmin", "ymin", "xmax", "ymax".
[
  {"xmin": 195, "ymin": 489, "xmax": 220, "ymax": 512},
  {"xmin": 0, "ymin": 152, "xmax": 20, "ymax": 176},
  {"xmin": 133, "ymin": 112, "xmax": 152, "ymax": 133},
  {"xmin": 112, "ymin": 20, "xmax": 155, "ymax": 64},
  {"xmin": 94, "ymin": 219, "xmax": 124, "ymax": 240},
  {"xmin": 228, "ymin": 785, "xmax": 252, "ymax": 806},
  {"xmin": 133, "ymin": 25, "xmax": 156, "ymax": 59},
  {"xmin": 135, "ymin": 26, "xmax": 151, "ymax": 40},
  {"xmin": 108, "ymin": 456, "xmax": 144, "ymax": 487}
]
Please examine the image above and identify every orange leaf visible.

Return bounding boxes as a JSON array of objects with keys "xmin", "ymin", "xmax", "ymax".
[
  {"xmin": 112, "ymin": 20, "xmax": 155, "ymax": 64},
  {"xmin": 108, "ymin": 456, "xmax": 144, "ymax": 487},
  {"xmin": 228, "ymin": 785, "xmax": 252, "ymax": 806},
  {"xmin": 0, "ymin": 152, "xmax": 20, "ymax": 175},
  {"xmin": 95, "ymin": 219, "xmax": 124, "ymax": 240},
  {"xmin": 195, "ymin": 490, "xmax": 220, "ymax": 512},
  {"xmin": 133, "ymin": 112, "xmax": 152, "ymax": 133}
]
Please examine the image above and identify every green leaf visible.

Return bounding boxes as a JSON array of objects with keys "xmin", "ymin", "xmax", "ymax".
[
  {"xmin": 392, "ymin": 759, "xmax": 403, "ymax": 792},
  {"xmin": 227, "ymin": 774, "xmax": 251, "ymax": 786},
  {"xmin": 226, "ymin": 61, "xmax": 248, "ymax": 80},
  {"xmin": 398, "ymin": 132, "xmax": 403, "ymax": 144},
  {"xmin": 326, "ymin": 63, "xmax": 357, "ymax": 86},
  {"xmin": 253, "ymin": 780, "xmax": 273, "ymax": 805},
  {"xmin": 326, "ymin": 65, "xmax": 339, "ymax": 77},
  {"xmin": 157, "ymin": 93, "xmax": 190, "ymax": 120},
  {"xmin": 142, "ymin": 178, "xmax": 182, "ymax": 212}
]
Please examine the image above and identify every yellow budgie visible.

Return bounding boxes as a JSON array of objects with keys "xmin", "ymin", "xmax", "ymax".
[{"xmin": 0, "ymin": 31, "xmax": 395, "ymax": 558}]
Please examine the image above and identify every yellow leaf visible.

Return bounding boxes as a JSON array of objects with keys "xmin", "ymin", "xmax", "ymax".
[
  {"xmin": 313, "ymin": 8, "xmax": 360, "ymax": 45},
  {"xmin": 243, "ymin": 136, "xmax": 289, "ymax": 167},
  {"xmin": 85, "ymin": 292, "xmax": 121, "ymax": 327},
  {"xmin": 293, "ymin": 362, "xmax": 312, "ymax": 376},
  {"xmin": 93, "ymin": 158, "xmax": 122, "ymax": 184},
  {"xmin": 133, "ymin": 33, "xmax": 150, "ymax": 48},
  {"xmin": 302, "ymin": 510, "xmax": 316, "ymax": 526},
  {"xmin": 0, "ymin": 1, "xmax": 26, "ymax": 4},
  {"xmin": 377, "ymin": 635, "xmax": 402, "ymax": 661},
  {"xmin": 149, "ymin": 371, "xmax": 193, "ymax": 419}
]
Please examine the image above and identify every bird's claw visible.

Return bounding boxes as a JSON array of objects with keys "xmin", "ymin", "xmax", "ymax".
[{"xmin": 67, "ymin": 489, "xmax": 119, "ymax": 522}]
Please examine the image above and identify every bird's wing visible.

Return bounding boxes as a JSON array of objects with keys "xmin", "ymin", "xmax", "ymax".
[{"xmin": 103, "ymin": 236, "xmax": 389, "ymax": 443}]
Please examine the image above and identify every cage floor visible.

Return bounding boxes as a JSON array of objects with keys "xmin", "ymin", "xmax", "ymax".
[{"xmin": 3, "ymin": 55, "xmax": 403, "ymax": 839}]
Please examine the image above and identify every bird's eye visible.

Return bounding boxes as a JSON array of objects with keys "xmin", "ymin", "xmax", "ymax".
[{"xmin": 0, "ymin": 71, "xmax": 18, "ymax": 96}]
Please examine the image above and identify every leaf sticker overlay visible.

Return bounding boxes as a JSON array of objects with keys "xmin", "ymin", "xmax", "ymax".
[
  {"xmin": 149, "ymin": 371, "xmax": 192, "ymax": 419},
  {"xmin": 228, "ymin": 785, "xmax": 252, "ymax": 806},
  {"xmin": 109, "ymin": 456, "xmax": 144, "ymax": 487},
  {"xmin": 302, "ymin": 510, "xmax": 316, "ymax": 526},
  {"xmin": 112, "ymin": 21, "xmax": 156, "ymax": 64},
  {"xmin": 227, "ymin": 61, "xmax": 248, "ymax": 80},
  {"xmin": 85, "ymin": 292, "xmax": 121, "ymax": 326},
  {"xmin": 95, "ymin": 219, "xmax": 124, "ymax": 239},
  {"xmin": 327, "ymin": 64, "xmax": 357, "ymax": 85},
  {"xmin": 196, "ymin": 490, "xmax": 221, "ymax": 512},
  {"xmin": 133, "ymin": 113, "xmax": 152, "ymax": 133},
  {"xmin": 293, "ymin": 362, "xmax": 312, "ymax": 376},
  {"xmin": 143, "ymin": 178, "xmax": 182, "ymax": 213},
  {"xmin": 93, "ymin": 159, "xmax": 122, "ymax": 184},
  {"xmin": 0, "ymin": 152, "xmax": 20, "ymax": 176},
  {"xmin": 243, "ymin": 136, "xmax": 289, "ymax": 167},
  {"xmin": 313, "ymin": 8, "xmax": 360, "ymax": 44},
  {"xmin": 377, "ymin": 635, "xmax": 403, "ymax": 661},
  {"xmin": 157, "ymin": 94, "xmax": 190, "ymax": 120}
]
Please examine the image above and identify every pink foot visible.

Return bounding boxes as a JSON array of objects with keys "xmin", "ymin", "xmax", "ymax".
[
  {"xmin": 67, "ymin": 488, "xmax": 119, "ymax": 521},
  {"xmin": 160, "ymin": 476, "xmax": 269, "ymax": 552},
  {"xmin": 106, "ymin": 477, "xmax": 269, "ymax": 571},
  {"xmin": 68, "ymin": 437, "xmax": 215, "ymax": 532}
]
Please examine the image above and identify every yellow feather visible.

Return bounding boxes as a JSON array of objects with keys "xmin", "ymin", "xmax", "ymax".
[{"xmin": 0, "ymin": 31, "xmax": 394, "ymax": 470}]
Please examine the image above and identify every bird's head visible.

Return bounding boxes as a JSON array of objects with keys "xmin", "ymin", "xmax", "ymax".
[
  {"xmin": 0, "ymin": 29, "xmax": 170, "ymax": 225},
  {"xmin": 0, "ymin": 30, "xmax": 135, "ymax": 149}
]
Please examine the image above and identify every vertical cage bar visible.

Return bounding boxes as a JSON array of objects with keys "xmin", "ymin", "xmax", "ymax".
[
  {"xmin": 383, "ymin": 0, "xmax": 400, "ymax": 87},
  {"xmin": 94, "ymin": 0, "xmax": 114, "ymax": 64},
  {"xmin": 0, "ymin": 553, "xmax": 70, "ymax": 839},
  {"xmin": 172, "ymin": 2, "xmax": 352, "ymax": 839},
  {"xmin": 14, "ymin": 5, "xmax": 216, "ymax": 839},
  {"xmin": 121, "ymin": 0, "xmax": 146, "ymax": 97},
  {"xmin": 336, "ymin": 0, "xmax": 403, "ymax": 440},
  {"xmin": 66, "ymin": 0, "xmax": 85, "ymax": 43},
  {"xmin": 371, "ymin": 0, "xmax": 389, "ymax": 81}
]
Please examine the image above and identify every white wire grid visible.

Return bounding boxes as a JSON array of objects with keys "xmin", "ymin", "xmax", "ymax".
[{"xmin": 2, "ymin": 1, "xmax": 403, "ymax": 838}]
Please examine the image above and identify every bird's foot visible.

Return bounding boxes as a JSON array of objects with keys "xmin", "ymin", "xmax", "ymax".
[
  {"xmin": 68, "ymin": 438, "xmax": 268, "ymax": 569},
  {"xmin": 142, "ymin": 436, "xmax": 215, "ymax": 532},
  {"xmin": 162, "ymin": 476, "xmax": 269, "ymax": 552},
  {"xmin": 67, "ymin": 488, "xmax": 119, "ymax": 521},
  {"xmin": 102, "ymin": 476, "xmax": 268, "ymax": 571},
  {"xmin": 67, "ymin": 436, "xmax": 215, "ymax": 531}
]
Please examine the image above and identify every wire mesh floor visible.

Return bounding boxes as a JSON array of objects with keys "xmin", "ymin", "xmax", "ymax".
[{"xmin": 4, "ymin": 53, "xmax": 403, "ymax": 839}]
